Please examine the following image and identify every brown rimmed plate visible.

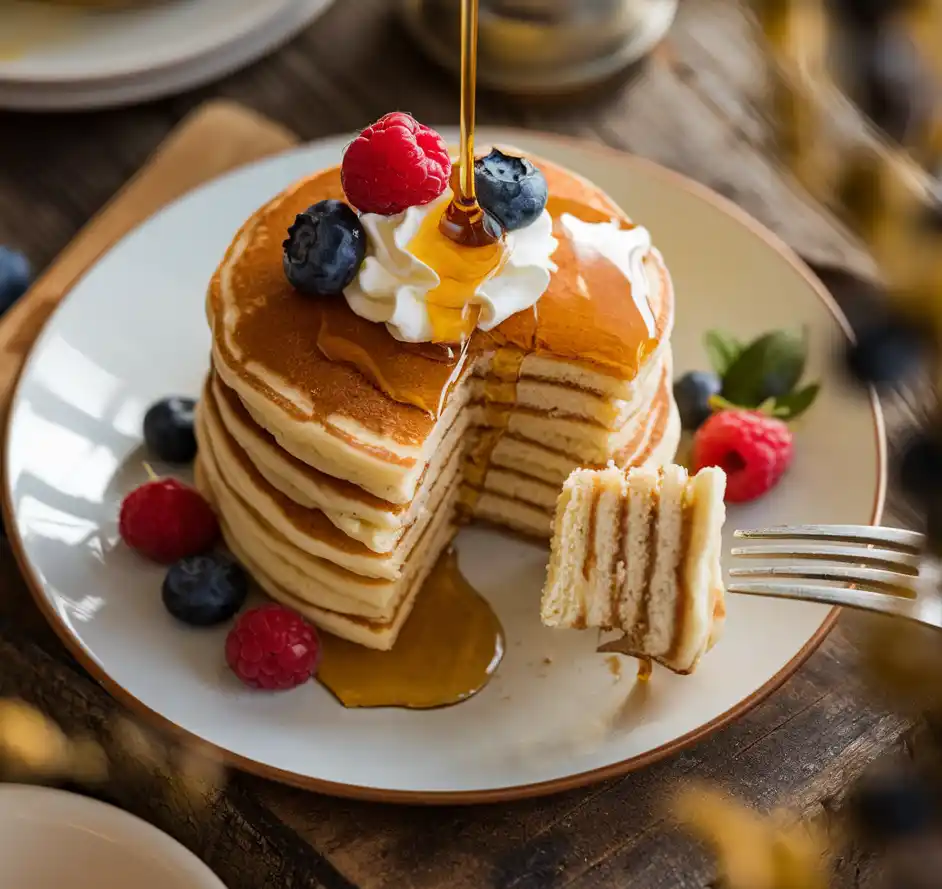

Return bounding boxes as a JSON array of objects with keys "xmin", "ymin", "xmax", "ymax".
[{"xmin": 3, "ymin": 130, "xmax": 884, "ymax": 804}]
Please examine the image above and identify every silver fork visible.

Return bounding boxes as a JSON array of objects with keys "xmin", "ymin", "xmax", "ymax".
[{"xmin": 727, "ymin": 524, "xmax": 942, "ymax": 629}]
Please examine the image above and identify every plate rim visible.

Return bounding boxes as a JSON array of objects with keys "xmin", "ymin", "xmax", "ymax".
[
  {"xmin": 1, "ymin": 129, "xmax": 887, "ymax": 805},
  {"xmin": 0, "ymin": 0, "xmax": 326, "ymax": 86},
  {"xmin": 0, "ymin": 784, "xmax": 227, "ymax": 887},
  {"xmin": 0, "ymin": 0, "xmax": 334, "ymax": 112}
]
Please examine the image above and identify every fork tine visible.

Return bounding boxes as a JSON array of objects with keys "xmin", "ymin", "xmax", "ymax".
[
  {"xmin": 728, "ymin": 564, "xmax": 918, "ymax": 595},
  {"xmin": 730, "ymin": 542, "xmax": 922, "ymax": 573},
  {"xmin": 734, "ymin": 524, "xmax": 924, "ymax": 552},
  {"xmin": 727, "ymin": 581, "xmax": 917, "ymax": 618}
]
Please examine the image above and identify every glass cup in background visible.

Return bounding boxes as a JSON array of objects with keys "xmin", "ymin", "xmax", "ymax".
[{"xmin": 401, "ymin": 0, "xmax": 679, "ymax": 95}]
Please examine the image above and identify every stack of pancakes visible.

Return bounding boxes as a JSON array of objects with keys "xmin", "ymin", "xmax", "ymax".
[{"xmin": 196, "ymin": 152, "xmax": 680, "ymax": 650}]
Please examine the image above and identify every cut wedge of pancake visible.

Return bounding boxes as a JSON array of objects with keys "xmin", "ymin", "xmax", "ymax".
[{"xmin": 541, "ymin": 464, "xmax": 726, "ymax": 674}]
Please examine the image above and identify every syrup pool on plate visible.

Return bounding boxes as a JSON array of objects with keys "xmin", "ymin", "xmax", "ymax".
[
  {"xmin": 413, "ymin": 0, "xmax": 507, "ymax": 345},
  {"xmin": 317, "ymin": 548, "xmax": 505, "ymax": 709}
]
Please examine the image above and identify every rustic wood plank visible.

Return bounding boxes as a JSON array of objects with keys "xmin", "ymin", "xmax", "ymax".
[
  {"xmin": 0, "ymin": 101, "xmax": 297, "ymax": 432},
  {"xmin": 251, "ymin": 617, "xmax": 909, "ymax": 889},
  {"xmin": 0, "ymin": 105, "xmax": 178, "ymax": 267},
  {"xmin": 0, "ymin": 614, "xmax": 361, "ymax": 889}
]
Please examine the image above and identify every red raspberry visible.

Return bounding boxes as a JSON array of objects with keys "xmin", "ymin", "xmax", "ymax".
[
  {"xmin": 692, "ymin": 410, "xmax": 794, "ymax": 503},
  {"xmin": 341, "ymin": 112, "xmax": 451, "ymax": 216},
  {"xmin": 225, "ymin": 605, "xmax": 321, "ymax": 691},
  {"xmin": 119, "ymin": 479, "xmax": 219, "ymax": 564}
]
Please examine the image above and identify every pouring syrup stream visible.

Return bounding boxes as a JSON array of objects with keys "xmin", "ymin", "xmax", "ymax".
[
  {"xmin": 315, "ymin": 0, "xmax": 507, "ymax": 708},
  {"xmin": 439, "ymin": 0, "xmax": 501, "ymax": 247},
  {"xmin": 406, "ymin": 0, "xmax": 506, "ymax": 343}
]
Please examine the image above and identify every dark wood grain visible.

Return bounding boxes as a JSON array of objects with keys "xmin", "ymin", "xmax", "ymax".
[{"xmin": 0, "ymin": 2, "xmax": 923, "ymax": 888}]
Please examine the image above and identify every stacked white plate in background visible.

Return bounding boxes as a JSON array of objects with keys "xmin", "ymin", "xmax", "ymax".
[
  {"xmin": 0, "ymin": 0, "xmax": 334, "ymax": 112},
  {"xmin": 0, "ymin": 786, "xmax": 227, "ymax": 889}
]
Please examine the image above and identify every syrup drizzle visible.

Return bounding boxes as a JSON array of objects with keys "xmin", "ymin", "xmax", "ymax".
[
  {"xmin": 460, "ymin": 345, "xmax": 526, "ymax": 517},
  {"xmin": 402, "ymin": 0, "xmax": 507, "ymax": 345},
  {"xmin": 317, "ymin": 548, "xmax": 504, "ymax": 709},
  {"xmin": 439, "ymin": 0, "xmax": 501, "ymax": 250},
  {"xmin": 316, "ymin": 300, "xmax": 470, "ymax": 416},
  {"xmin": 408, "ymin": 208, "xmax": 507, "ymax": 344},
  {"xmin": 298, "ymin": 0, "xmax": 507, "ymax": 713}
]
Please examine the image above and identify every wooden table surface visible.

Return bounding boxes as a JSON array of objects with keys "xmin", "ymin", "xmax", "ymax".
[{"xmin": 0, "ymin": 2, "xmax": 924, "ymax": 888}]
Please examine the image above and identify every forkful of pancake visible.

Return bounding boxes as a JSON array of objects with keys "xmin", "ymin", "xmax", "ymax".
[{"xmin": 547, "ymin": 0, "xmax": 942, "ymax": 679}]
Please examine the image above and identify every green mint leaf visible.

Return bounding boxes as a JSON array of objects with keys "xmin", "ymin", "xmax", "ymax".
[
  {"xmin": 772, "ymin": 382, "xmax": 820, "ymax": 421},
  {"xmin": 704, "ymin": 330, "xmax": 743, "ymax": 377},
  {"xmin": 720, "ymin": 329, "xmax": 808, "ymax": 408}
]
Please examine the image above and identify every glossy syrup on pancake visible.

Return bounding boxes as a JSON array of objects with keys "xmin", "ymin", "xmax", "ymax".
[
  {"xmin": 317, "ymin": 548, "xmax": 504, "ymax": 708},
  {"xmin": 214, "ymin": 160, "xmax": 667, "ymax": 436},
  {"xmin": 408, "ymin": 205, "xmax": 507, "ymax": 343}
]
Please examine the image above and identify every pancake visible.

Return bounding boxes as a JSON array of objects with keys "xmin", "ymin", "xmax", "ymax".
[
  {"xmin": 206, "ymin": 372, "xmax": 469, "ymax": 554},
  {"xmin": 202, "ymin": 147, "xmax": 679, "ymax": 649},
  {"xmin": 541, "ymin": 465, "xmax": 726, "ymax": 675},
  {"xmin": 195, "ymin": 460, "xmax": 455, "ymax": 650},
  {"xmin": 470, "ymin": 401, "xmax": 682, "ymax": 538},
  {"xmin": 196, "ymin": 386, "xmax": 464, "ymax": 579}
]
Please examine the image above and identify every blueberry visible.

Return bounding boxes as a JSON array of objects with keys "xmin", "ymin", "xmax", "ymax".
[
  {"xmin": 830, "ymin": 0, "xmax": 905, "ymax": 29},
  {"xmin": 899, "ymin": 433, "xmax": 942, "ymax": 505},
  {"xmin": 474, "ymin": 149, "xmax": 548, "ymax": 232},
  {"xmin": 0, "ymin": 246, "xmax": 31, "ymax": 314},
  {"xmin": 143, "ymin": 397, "xmax": 197, "ymax": 464},
  {"xmin": 283, "ymin": 200, "xmax": 366, "ymax": 296},
  {"xmin": 854, "ymin": 27, "xmax": 932, "ymax": 146},
  {"xmin": 849, "ymin": 768, "xmax": 936, "ymax": 841},
  {"xmin": 162, "ymin": 553, "xmax": 248, "ymax": 627},
  {"xmin": 845, "ymin": 313, "xmax": 929, "ymax": 388},
  {"xmin": 673, "ymin": 371, "xmax": 721, "ymax": 431}
]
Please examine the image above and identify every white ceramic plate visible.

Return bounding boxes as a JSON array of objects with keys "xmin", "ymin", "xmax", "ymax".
[
  {"xmin": 0, "ymin": 0, "xmax": 333, "ymax": 111},
  {"xmin": 4, "ymin": 130, "xmax": 885, "ymax": 803},
  {"xmin": 0, "ymin": 785, "xmax": 226, "ymax": 889}
]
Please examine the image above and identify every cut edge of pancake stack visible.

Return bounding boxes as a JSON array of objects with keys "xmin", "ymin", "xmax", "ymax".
[
  {"xmin": 467, "ymin": 329, "xmax": 680, "ymax": 539},
  {"xmin": 197, "ymin": 148, "xmax": 681, "ymax": 652},
  {"xmin": 541, "ymin": 464, "xmax": 727, "ymax": 675}
]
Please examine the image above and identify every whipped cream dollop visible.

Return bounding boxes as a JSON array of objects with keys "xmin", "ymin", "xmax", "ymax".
[
  {"xmin": 559, "ymin": 213, "xmax": 657, "ymax": 335},
  {"xmin": 344, "ymin": 194, "xmax": 559, "ymax": 343}
]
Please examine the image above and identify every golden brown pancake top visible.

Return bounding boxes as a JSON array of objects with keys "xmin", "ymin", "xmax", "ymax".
[{"xmin": 209, "ymin": 157, "xmax": 672, "ymax": 447}]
